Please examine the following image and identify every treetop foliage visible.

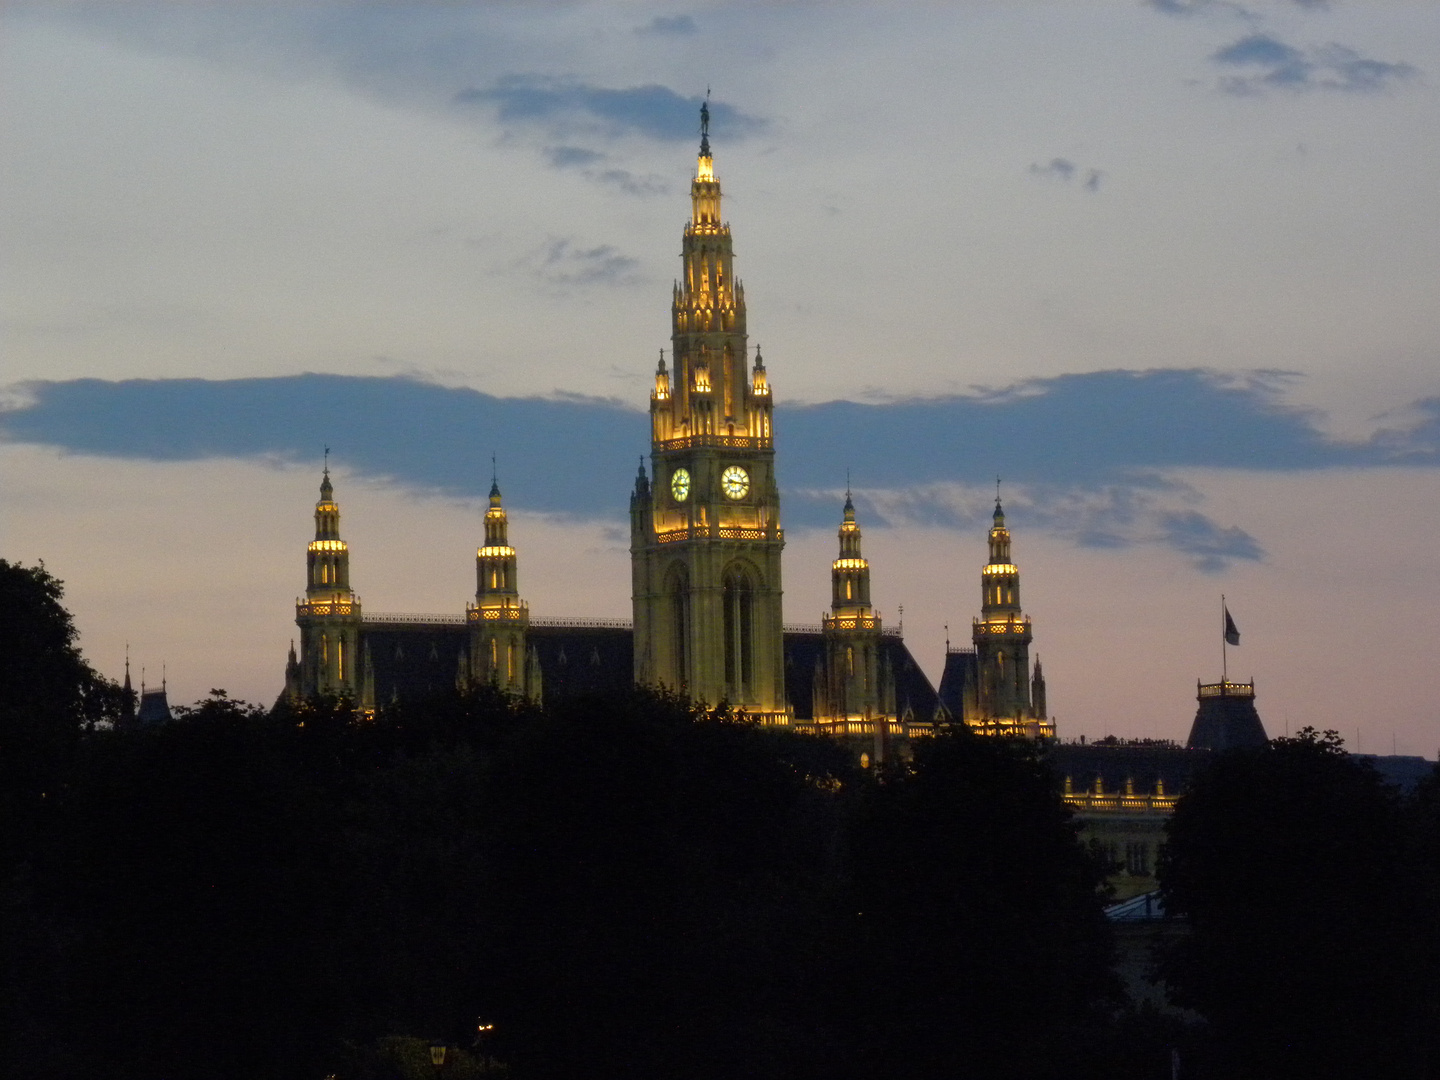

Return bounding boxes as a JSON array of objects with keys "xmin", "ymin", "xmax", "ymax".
[{"xmin": 1158, "ymin": 728, "xmax": 1440, "ymax": 1078}]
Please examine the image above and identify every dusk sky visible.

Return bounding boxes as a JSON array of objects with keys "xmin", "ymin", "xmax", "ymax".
[{"xmin": 3, "ymin": 1, "xmax": 1437, "ymax": 754}]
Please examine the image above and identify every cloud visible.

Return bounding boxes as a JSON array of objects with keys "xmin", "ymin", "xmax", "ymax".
[
  {"xmin": 521, "ymin": 238, "xmax": 641, "ymax": 288},
  {"xmin": 1146, "ymin": 0, "xmax": 1324, "ymax": 15},
  {"xmin": 1212, "ymin": 33, "xmax": 1417, "ymax": 94},
  {"xmin": 4, "ymin": 370, "xmax": 1436, "ymax": 567},
  {"xmin": 455, "ymin": 77, "xmax": 765, "ymax": 143},
  {"xmin": 1147, "ymin": 0, "xmax": 1244, "ymax": 16},
  {"xmin": 545, "ymin": 145, "xmax": 603, "ymax": 169},
  {"xmin": 1029, "ymin": 158, "xmax": 1103, "ymax": 191},
  {"xmin": 1155, "ymin": 510, "xmax": 1265, "ymax": 572},
  {"xmin": 1031, "ymin": 157, "xmax": 1076, "ymax": 181},
  {"xmin": 543, "ymin": 147, "xmax": 667, "ymax": 196},
  {"xmin": 636, "ymin": 15, "xmax": 697, "ymax": 36}
]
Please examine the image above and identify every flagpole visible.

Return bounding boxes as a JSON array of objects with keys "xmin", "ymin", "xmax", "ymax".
[{"xmin": 1221, "ymin": 593, "xmax": 1227, "ymax": 685}]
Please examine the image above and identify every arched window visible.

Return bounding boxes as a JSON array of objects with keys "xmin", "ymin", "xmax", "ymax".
[
  {"xmin": 508, "ymin": 640, "xmax": 516, "ymax": 683},
  {"xmin": 723, "ymin": 568, "xmax": 755, "ymax": 698},
  {"xmin": 489, "ymin": 638, "xmax": 498, "ymax": 672},
  {"xmin": 846, "ymin": 645, "xmax": 855, "ymax": 679},
  {"xmin": 668, "ymin": 566, "xmax": 690, "ymax": 689},
  {"xmin": 337, "ymin": 637, "xmax": 345, "ymax": 681}
]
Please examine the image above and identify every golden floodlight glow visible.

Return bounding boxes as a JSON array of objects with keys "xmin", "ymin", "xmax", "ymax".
[
  {"xmin": 477, "ymin": 546, "xmax": 517, "ymax": 558},
  {"xmin": 982, "ymin": 563, "xmax": 1018, "ymax": 575},
  {"xmin": 696, "ymin": 155, "xmax": 714, "ymax": 181},
  {"xmin": 832, "ymin": 558, "xmax": 869, "ymax": 570},
  {"xmin": 308, "ymin": 540, "xmax": 348, "ymax": 552}
]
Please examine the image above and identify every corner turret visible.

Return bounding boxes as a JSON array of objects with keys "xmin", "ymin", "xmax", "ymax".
[
  {"xmin": 293, "ymin": 461, "xmax": 366, "ymax": 701},
  {"xmin": 967, "ymin": 490, "xmax": 1054, "ymax": 739},
  {"xmin": 813, "ymin": 489, "xmax": 900, "ymax": 761},
  {"xmin": 466, "ymin": 475, "xmax": 535, "ymax": 698}
]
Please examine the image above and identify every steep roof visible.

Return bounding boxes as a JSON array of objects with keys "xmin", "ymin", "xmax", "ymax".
[
  {"xmin": 936, "ymin": 648, "xmax": 978, "ymax": 721},
  {"xmin": 1186, "ymin": 687, "xmax": 1268, "ymax": 751},
  {"xmin": 783, "ymin": 630, "xmax": 938, "ymax": 722},
  {"xmin": 361, "ymin": 620, "xmax": 938, "ymax": 720}
]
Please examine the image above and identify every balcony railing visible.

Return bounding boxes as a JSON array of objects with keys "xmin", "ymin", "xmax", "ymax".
[
  {"xmin": 1197, "ymin": 679, "xmax": 1254, "ymax": 698},
  {"xmin": 656, "ymin": 525, "xmax": 781, "ymax": 544},
  {"xmin": 784, "ymin": 622, "xmax": 903, "ymax": 638},
  {"xmin": 654, "ymin": 433, "xmax": 770, "ymax": 451}
]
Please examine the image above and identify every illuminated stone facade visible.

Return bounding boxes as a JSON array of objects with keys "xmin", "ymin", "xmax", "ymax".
[
  {"xmin": 629, "ymin": 108, "xmax": 788, "ymax": 721},
  {"xmin": 281, "ymin": 108, "xmax": 1041, "ymax": 755}
]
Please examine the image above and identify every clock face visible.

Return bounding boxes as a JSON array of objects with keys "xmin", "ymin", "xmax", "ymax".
[
  {"xmin": 721, "ymin": 465, "xmax": 750, "ymax": 500},
  {"xmin": 670, "ymin": 467, "xmax": 691, "ymax": 502}
]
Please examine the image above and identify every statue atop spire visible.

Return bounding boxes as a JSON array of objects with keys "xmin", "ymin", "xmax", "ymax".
[{"xmin": 699, "ymin": 92, "xmax": 711, "ymax": 159}]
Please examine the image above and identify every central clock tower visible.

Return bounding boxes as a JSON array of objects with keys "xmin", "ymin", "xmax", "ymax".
[{"xmin": 630, "ymin": 104, "xmax": 788, "ymax": 721}]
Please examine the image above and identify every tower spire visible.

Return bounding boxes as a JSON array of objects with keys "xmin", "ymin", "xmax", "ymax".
[
  {"xmin": 296, "ymin": 460, "xmax": 362, "ymax": 699},
  {"xmin": 817, "ymin": 491, "xmax": 893, "ymax": 758},
  {"xmin": 632, "ymin": 104, "xmax": 787, "ymax": 720},
  {"xmin": 968, "ymin": 492, "xmax": 1052, "ymax": 739},
  {"xmin": 468, "ymin": 473, "xmax": 532, "ymax": 697}
]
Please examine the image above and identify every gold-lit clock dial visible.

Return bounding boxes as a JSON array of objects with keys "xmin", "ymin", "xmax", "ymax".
[
  {"xmin": 721, "ymin": 465, "xmax": 750, "ymax": 500},
  {"xmin": 670, "ymin": 467, "xmax": 691, "ymax": 502}
]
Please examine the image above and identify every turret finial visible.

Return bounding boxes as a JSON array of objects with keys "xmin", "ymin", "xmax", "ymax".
[
  {"xmin": 993, "ymin": 476, "xmax": 1005, "ymax": 522},
  {"xmin": 699, "ymin": 92, "xmax": 711, "ymax": 158}
]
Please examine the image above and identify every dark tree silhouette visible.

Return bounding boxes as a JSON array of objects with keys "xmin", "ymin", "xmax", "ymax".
[
  {"xmin": 1159, "ymin": 728, "xmax": 1432, "ymax": 1078},
  {"xmin": 0, "ymin": 560, "xmax": 128, "ymax": 832}
]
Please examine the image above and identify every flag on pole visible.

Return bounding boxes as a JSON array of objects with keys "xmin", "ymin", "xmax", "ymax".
[{"xmin": 1224, "ymin": 607, "xmax": 1240, "ymax": 646}]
